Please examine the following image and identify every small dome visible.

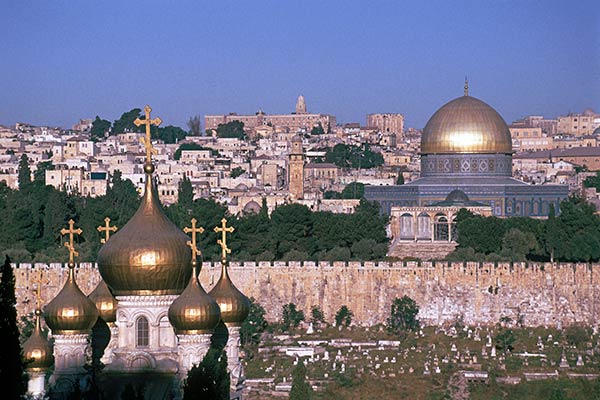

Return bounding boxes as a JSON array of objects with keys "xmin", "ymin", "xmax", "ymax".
[
  {"xmin": 168, "ymin": 265, "xmax": 221, "ymax": 334},
  {"xmin": 209, "ymin": 265, "xmax": 250, "ymax": 326},
  {"xmin": 23, "ymin": 310, "xmax": 53, "ymax": 371},
  {"xmin": 243, "ymin": 200, "xmax": 261, "ymax": 214},
  {"xmin": 445, "ymin": 189, "xmax": 470, "ymax": 203},
  {"xmin": 421, "ymin": 95, "xmax": 512, "ymax": 154},
  {"xmin": 44, "ymin": 266, "xmax": 99, "ymax": 334},
  {"xmin": 235, "ymin": 183, "xmax": 249, "ymax": 191},
  {"xmin": 88, "ymin": 280, "xmax": 118, "ymax": 323},
  {"xmin": 97, "ymin": 174, "xmax": 192, "ymax": 296}
]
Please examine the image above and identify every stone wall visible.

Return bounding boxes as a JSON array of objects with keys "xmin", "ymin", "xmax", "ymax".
[{"xmin": 12, "ymin": 261, "xmax": 600, "ymax": 328}]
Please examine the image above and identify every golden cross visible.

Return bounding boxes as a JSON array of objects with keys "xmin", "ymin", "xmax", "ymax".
[
  {"xmin": 214, "ymin": 218, "xmax": 234, "ymax": 263},
  {"xmin": 32, "ymin": 268, "xmax": 48, "ymax": 310},
  {"xmin": 183, "ymin": 218, "xmax": 204, "ymax": 260},
  {"xmin": 60, "ymin": 219, "xmax": 83, "ymax": 265},
  {"xmin": 134, "ymin": 105, "xmax": 162, "ymax": 163},
  {"xmin": 97, "ymin": 217, "xmax": 118, "ymax": 244}
]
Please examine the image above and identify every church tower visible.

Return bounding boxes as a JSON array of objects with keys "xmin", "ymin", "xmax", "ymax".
[
  {"xmin": 295, "ymin": 95, "xmax": 307, "ymax": 114},
  {"xmin": 288, "ymin": 135, "xmax": 304, "ymax": 200}
]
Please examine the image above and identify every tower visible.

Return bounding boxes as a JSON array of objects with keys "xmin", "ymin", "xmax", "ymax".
[
  {"xmin": 295, "ymin": 95, "xmax": 307, "ymax": 114},
  {"xmin": 288, "ymin": 135, "xmax": 304, "ymax": 200}
]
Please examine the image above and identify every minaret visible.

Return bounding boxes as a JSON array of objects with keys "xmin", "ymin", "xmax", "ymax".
[
  {"xmin": 288, "ymin": 135, "xmax": 304, "ymax": 200},
  {"xmin": 295, "ymin": 95, "xmax": 307, "ymax": 114},
  {"xmin": 44, "ymin": 220, "xmax": 99, "ymax": 393},
  {"xmin": 209, "ymin": 218, "xmax": 250, "ymax": 394},
  {"xmin": 23, "ymin": 270, "xmax": 53, "ymax": 397}
]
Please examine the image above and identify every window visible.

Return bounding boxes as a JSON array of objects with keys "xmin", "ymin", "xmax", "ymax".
[{"xmin": 136, "ymin": 316, "xmax": 149, "ymax": 347}]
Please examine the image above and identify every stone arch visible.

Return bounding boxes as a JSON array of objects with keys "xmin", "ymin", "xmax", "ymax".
[
  {"xmin": 399, "ymin": 213, "xmax": 414, "ymax": 240},
  {"xmin": 128, "ymin": 351, "xmax": 156, "ymax": 370},
  {"xmin": 417, "ymin": 212, "xmax": 431, "ymax": 240},
  {"xmin": 434, "ymin": 213, "xmax": 449, "ymax": 241}
]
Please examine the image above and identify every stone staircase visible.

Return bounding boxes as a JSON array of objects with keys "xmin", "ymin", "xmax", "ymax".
[{"xmin": 387, "ymin": 240, "xmax": 457, "ymax": 260}]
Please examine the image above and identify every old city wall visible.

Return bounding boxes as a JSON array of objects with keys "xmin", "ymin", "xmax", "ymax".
[{"xmin": 12, "ymin": 261, "xmax": 600, "ymax": 328}]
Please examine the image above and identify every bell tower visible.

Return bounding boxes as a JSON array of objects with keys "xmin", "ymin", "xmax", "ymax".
[{"xmin": 288, "ymin": 135, "xmax": 304, "ymax": 200}]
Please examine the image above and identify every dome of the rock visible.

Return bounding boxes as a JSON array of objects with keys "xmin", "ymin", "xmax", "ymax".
[{"xmin": 421, "ymin": 95, "xmax": 512, "ymax": 155}]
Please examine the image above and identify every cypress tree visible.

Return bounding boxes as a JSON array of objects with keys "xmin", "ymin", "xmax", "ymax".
[
  {"xmin": 290, "ymin": 361, "xmax": 313, "ymax": 400},
  {"xmin": 18, "ymin": 154, "xmax": 31, "ymax": 190},
  {"xmin": 183, "ymin": 347, "xmax": 230, "ymax": 400},
  {"xmin": 0, "ymin": 255, "xmax": 27, "ymax": 398}
]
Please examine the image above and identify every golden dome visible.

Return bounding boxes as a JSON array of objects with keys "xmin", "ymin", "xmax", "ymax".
[
  {"xmin": 421, "ymin": 95, "xmax": 512, "ymax": 154},
  {"xmin": 209, "ymin": 263, "xmax": 250, "ymax": 326},
  {"xmin": 88, "ymin": 280, "xmax": 118, "ymax": 323},
  {"xmin": 168, "ymin": 263, "xmax": 221, "ymax": 334},
  {"xmin": 44, "ymin": 265, "xmax": 99, "ymax": 334},
  {"xmin": 97, "ymin": 173, "xmax": 192, "ymax": 296},
  {"xmin": 23, "ymin": 310, "xmax": 53, "ymax": 371}
]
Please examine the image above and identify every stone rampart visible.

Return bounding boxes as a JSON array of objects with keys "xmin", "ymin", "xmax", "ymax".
[{"xmin": 12, "ymin": 261, "xmax": 600, "ymax": 328}]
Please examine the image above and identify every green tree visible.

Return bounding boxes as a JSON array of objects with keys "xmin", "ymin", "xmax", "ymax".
[
  {"xmin": 310, "ymin": 123, "xmax": 324, "ymax": 135},
  {"xmin": 281, "ymin": 303, "xmax": 305, "ymax": 331},
  {"xmin": 387, "ymin": 296, "xmax": 420, "ymax": 336},
  {"xmin": 155, "ymin": 125, "xmax": 187, "ymax": 144},
  {"xmin": 178, "ymin": 176, "xmax": 193, "ymax": 208},
  {"xmin": 310, "ymin": 305, "xmax": 325, "ymax": 326},
  {"xmin": 289, "ymin": 361, "xmax": 313, "ymax": 400},
  {"xmin": 230, "ymin": 167, "xmax": 246, "ymax": 178},
  {"xmin": 187, "ymin": 115, "xmax": 202, "ymax": 136},
  {"xmin": 500, "ymin": 228, "xmax": 538, "ymax": 262},
  {"xmin": 18, "ymin": 154, "xmax": 31, "ymax": 190},
  {"xmin": 396, "ymin": 173, "xmax": 405, "ymax": 185},
  {"xmin": 33, "ymin": 161, "xmax": 54, "ymax": 184},
  {"xmin": 335, "ymin": 305, "xmax": 353, "ymax": 327},
  {"xmin": 0, "ymin": 256, "xmax": 27, "ymax": 398},
  {"xmin": 583, "ymin": 171, "xmax": 600, "ymax": 190},
  {"xmin": 240, "ymin": 297, "xmax": 267, "ymax": 346},
  {"xmin": 495, "ymin": 328, "xmax": 515, "ymax": 352},
  {"xmin": 183, "ymin": 347, "xmax": 230, "ymax": 400},
  {"xmin": 340, "ymin": 182, "xmax": 365, "ymax": 199},
  {"xmin": 90, "ymin": 116, "xmax": 111, "ymax": 141},
  {"xmin": 325, "ymin": 143, "xmax": 384, "ymax": 169},
  {"xmin": 216, "ymin": 121, "xmax": 246, "ymax": 139},
  {"xmin": 112, "ymin": 108, "xmax": 142, "ymax": 134}
]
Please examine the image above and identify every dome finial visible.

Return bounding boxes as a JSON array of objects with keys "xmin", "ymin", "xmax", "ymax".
[{"xmin": 464, "ymin": 76, "xmax": 469, "ymax": 96}]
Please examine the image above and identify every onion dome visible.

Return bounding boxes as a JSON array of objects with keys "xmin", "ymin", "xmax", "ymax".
[
  {"xmin": 23, "ymin": 309, "xmax": 53, "ymax": 371},
  {"xmin": 97, "ymin": 169, "xmax": 192, "ymax": 296},
  {"xmin": 209, "ymin": 262, "xmax": 250, "ymax": 326},
  {"xmin": 88, "ymin": 279, "xmax": 118, "ymax": 323},
  {"xmin": 44, "ymin": 263, "xmax": 99, "ymax": 334},
  {"xmin": 421, "ymin": 93, "xmax": 512, "ymax": 155},
  {"xmin": 168, "ymin": 263, "xmax": 221, "ymax": 334}
]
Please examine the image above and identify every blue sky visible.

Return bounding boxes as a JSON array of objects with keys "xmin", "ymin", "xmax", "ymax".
[{"xmin": 1, "ymin": 1, "xmax": 598, "ymax": 129}]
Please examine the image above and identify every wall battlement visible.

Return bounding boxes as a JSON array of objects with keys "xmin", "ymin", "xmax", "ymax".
[{"xmin": 12, "ymin": 261, "xmax": 600, "ymax": 328}]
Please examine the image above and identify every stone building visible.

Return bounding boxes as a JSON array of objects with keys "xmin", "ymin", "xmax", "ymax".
[
  {"xmin": 365, "ymin": 84, "xmax": 568, "ymax": 216},
  {"xmin": 367, "ymin": 113, "xmax": 404, "ymax": 134},
  {"xmin": 557, "ymin": 108, "xmax": 600, "ymax": 136},
  {"xmin": 205, "ymin": 96, "xmax": 336, "ymax": 134},
  {"xmin": 388, "ymin": 189, "xmax": 493, "ymax": 259}
]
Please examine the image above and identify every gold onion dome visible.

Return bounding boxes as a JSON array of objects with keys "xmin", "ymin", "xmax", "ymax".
[
  {"xmin": 23, "ymin": 309, "xmax": 53, "ymax": 371},
  {"xmin": 209, "ymin": 263, "xmax": 250, "ymax": 326},
  {"xmin": 88, "ymin": 279, "xmax": 118, "ymax": 323},
  {"xmin": 421, "ymin": 94, "xmax": 512, "ymax": 155},
  {"xmin": 97, "ymin": 172, "xmax": 192, "ymax": 296},
  {"xmin": 168, "ymin": 263, "xmax": 221, "ymax": 334},
  {"xmin": 44, "ymin": 264, "xmax": 99, "ymax": 334}
]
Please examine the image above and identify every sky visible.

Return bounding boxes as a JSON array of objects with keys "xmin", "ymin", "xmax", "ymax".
[{"xmin": 1, "ymin": 1, "xmax": 598, "ymax": 130}]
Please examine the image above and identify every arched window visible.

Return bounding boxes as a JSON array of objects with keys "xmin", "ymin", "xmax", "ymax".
[{"xmin": 136, "ymin": 316, "xmax": 149, "ymax": 347}]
